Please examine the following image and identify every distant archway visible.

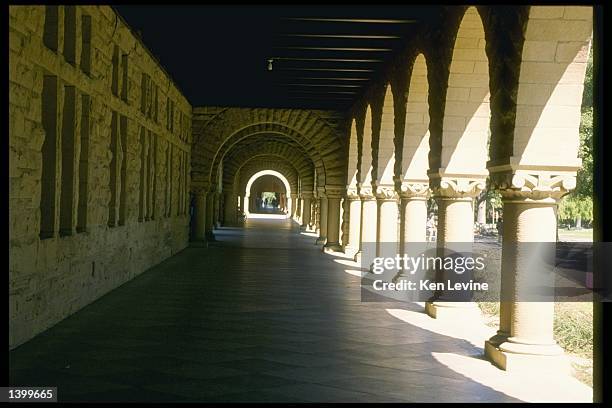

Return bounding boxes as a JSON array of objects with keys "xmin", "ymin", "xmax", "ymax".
[{"xmin": 244, "ymin": 170, "xmax": 292, "ymax": 218}]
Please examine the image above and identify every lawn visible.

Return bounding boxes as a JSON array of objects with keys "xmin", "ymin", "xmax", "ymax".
[{"xmin": 558, "ymin": 228, "xmax": 593, "ymax": 242}]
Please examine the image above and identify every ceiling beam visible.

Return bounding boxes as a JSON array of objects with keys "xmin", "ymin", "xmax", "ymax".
[
  {"xmin": 282, "ymin": 17, "xmax": 417, "ymax": 24},
  {"xmin": 281, "ymin": 34, "xmax": 401, "ymax": 39},
  {"xmin": 274, "ymin": 46, "xmax": 393, "ymax": 52}
]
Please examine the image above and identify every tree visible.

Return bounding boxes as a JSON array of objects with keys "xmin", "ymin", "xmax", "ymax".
[
  {"xmin": 558, "ymin": 195, "xmax": 593, "ymax": 228},
  {"xmin": 558, "ymin": 49, "xmax": 593, "ymax": 230}
]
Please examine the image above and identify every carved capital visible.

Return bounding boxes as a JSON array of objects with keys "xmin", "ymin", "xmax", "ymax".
[
  {"xmin": 398, "ymin": 180, "xmax": 430, "ymax": 199},
  {"xmin": 431, "ymin": 176, "xmax": 486, "ymax": 199},
  {"xmin": 375, "ymin": 184, "xmax": 399, "ymax": 201},
  {"xmin": 301, "ymin": 192, "xmax": 314, "ymax": 199},
  {"xmin": 359, "ymin": 184, "xmax": 375, "ymax": 200},
  {"xmin": 346, "ymin": 185, "xmax": 360, "ymax": 200},
  {"xmin": 317, "ymin": 186, "xmax": 327, "ymax": 198},
  {"xmin": 490, "ymin": 170, "xmax": 576, "ymax": 201}
]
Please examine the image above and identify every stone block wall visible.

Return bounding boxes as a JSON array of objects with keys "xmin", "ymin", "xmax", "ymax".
[{"xmin": 9, "ymin": 5, "xmax": 192, "ymax": 349}]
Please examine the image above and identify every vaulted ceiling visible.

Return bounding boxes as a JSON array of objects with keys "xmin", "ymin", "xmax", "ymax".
[{"xmin": 114, "ymin": 5, "xmax": 442, "ymax": 110}]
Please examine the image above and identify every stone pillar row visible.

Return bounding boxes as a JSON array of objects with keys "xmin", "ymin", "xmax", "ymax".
[
  {"xmin": 338, "ymin": 171, "xmax": 572, "ymax": 375},
  {"xmin": 193, "ymin": 172, "xmax": 570, "ymax": 375}
]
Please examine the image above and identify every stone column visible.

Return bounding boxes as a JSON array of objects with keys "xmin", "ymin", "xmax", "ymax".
[
  {"xmin": 359, "ymin": 184, "xmax": 377, "ymax": 265},
  {"xmin": 477, "ymin": 199, "xmax": 487, "ymax": 224},
  {"xmin": 223, "ymin": 192, "xmax": 235, "ymax": 226},
  {"xmin": 242, "ymin": 195, "xmax": 251, "ymax": 216},
  {"xmin": 375, "ymin": 184, "xmax": 399, "ymax": 258},
  {"xmin": 301, "ymin": 193, "xmax": 312, "ymax": 230},
  {"xmin": 316, "ymin": 188, "xmax": 328, "ymax": 245},
  {"xmin": 425, "ymin": 177, "xmax": 485, "ymax": 319},
  {"xmin": 324, "ymin": 186, "xmax": 343, "ymax": 252},
  {"xmin": 205, "ymin": 191, "xmax": 216, "ymax": 240},
  {"xmin": 296, "ymin": 196, "xmax": 302, "ymax": 223},
  {"xmin": 310, "ymin": 194, "xmax": 318, "ymax": 231},
  {"xmin": 399, "ymin": 181, "xmax": 429, "ymax": 244},
  {"xmin": 290, "ymin": 193, "xmax": 298, "ymax": 220},
  {"xmin": 485, "ymin": 171, "xmax": 573, "ymax": 374},
  {"xmin": 216, "ymin": 193, "xmax": 223, "ymax": 227},
  {"xmin": 193, "ymin": 190, "xmax": 207, "ymax": 242},
  {"xmin": 344, "ymin": 186, "xmax": 362, "ymax": 259}
]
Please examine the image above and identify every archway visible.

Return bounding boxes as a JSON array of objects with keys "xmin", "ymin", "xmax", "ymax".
[{"xmin": 244, "ymin": 170, "xmax": 292, "ymax": 219}]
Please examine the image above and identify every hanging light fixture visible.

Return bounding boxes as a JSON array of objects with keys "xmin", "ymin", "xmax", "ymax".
[{"xmin": 267, "ymin": 58, "xmax": 274, "ymax": 71}]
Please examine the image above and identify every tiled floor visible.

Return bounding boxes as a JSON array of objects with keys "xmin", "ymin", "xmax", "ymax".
[{"xmin": 9, "ymin": 217, "xmax": 591, "ymax": 402}]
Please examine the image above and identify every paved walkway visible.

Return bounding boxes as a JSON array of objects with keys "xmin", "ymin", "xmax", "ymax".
[{"xmin": 9, "ymin": 217, "xmax": 591, "ymax": 402}]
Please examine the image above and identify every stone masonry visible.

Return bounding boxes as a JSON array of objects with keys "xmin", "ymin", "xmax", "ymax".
[{"xmin": 9, "ymin": 5, "xmax": 192, "ymax": 349}]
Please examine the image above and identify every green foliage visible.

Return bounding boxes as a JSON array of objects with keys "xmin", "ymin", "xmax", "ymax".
[
  {"xmin": 487, "ymin": 190, "xmax": 502, "ymax": 210},
  {"xmin": 553, "ymin": 302, "xmax": 593, "ymax": 357},
  {"xmin": 559, "ymin": 48, "xmax": 593, "ymax": 219},
  {"xmin": 558, "ymin": 195, "xmax": 593, "ymax": 225},
  {"xmin": 581, "ymin": 51, "xmax": 593, "ymax": 109},
  {"xmin": 575, "ymin": 50, "xmax": 593, "ymax": 199},
  {"xmin": 575, "ymin": 107, "xmax": 593, "ymax": 198}
]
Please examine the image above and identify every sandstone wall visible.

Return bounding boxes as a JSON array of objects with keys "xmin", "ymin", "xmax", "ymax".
[{"xmin": 9, "ymin": 5, "xmax": 192, "ymax": 349}]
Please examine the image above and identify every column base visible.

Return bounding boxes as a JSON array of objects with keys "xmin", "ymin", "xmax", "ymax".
[
  {"xmin": 315, "ymin": 236, "xmax": 327, "ymax": 245},
  {"xmin": 343, "ymin": 245, "xmax": 359, "ymax": 259},
  {"xmin": 353, "ymin": 250, "xmax": 362, "ymax": 264},
  {"xmin": 424, "ymin": 301, "xmax": 481, "ymax": 319},
  {"xmin": 485, "ymin": 340, "xmax": 570, "ymax": 374},
  {"xmin": 205, "ymin": 232, "xmax": 216, "ymax": 241},
  {"xmin": 323, "ymin": 243, "xmax": 342, "ymax": 253}
]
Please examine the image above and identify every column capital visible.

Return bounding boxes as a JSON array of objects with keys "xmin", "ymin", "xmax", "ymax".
[
  {"xmin": 489, "ymin": 170, "xmax": 576, "ymax": 202},
  {"xmin": 398, "ymin": 180, "xmax": 430, "ymax": 200},
  {"xmin": 358, "ymin": 183, "xmax": 375, "ymax": 200},
  {"xmin": 346, "ymin": 185, "xmax": 359, "ymax": 200},
  {"xmin": 375, "ymin": 184, "xmax": 399, "ymax": 201},
  {"xmin": 301, "ymin": 191, "xmax": 314, "ymax": 199},
  {"xmin": 430, "ymin": 175, "xmax": 486, "ymax": 199},
  {"xmin": 325, "ymin": 185, "xmax": 344, "ymax": 199},
  {"xmin": 317, "ymin": 186, "xmax": 327, "ymax": 198}
]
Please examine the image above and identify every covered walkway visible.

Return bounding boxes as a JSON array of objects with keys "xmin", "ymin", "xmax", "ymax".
[{"xmin": 9, "ymin": 218, "xmax": 590, "ymax": 402}]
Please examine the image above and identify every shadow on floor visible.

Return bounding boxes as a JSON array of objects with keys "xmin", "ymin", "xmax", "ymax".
[{"xmin": 10, "ymin": 219, "xmax": 526, "ymax": 402}]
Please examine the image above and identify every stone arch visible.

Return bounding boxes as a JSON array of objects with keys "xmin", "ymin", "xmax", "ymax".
[
  {"xmin": 435, "ymin": 6, "xmax": 490, "ymax": 179},
  {"xmin": 243, "ymin": 170, "xmax": 292, "ymax": 218},
  {"xmin": 346, "ymin": 118, "xmax": 359, "ymax": 187},
  {"xmin": 237, "ymin": 159, "xmax": 300, "ymax": 196},
  {"xmin": 500, "ymin": 6, "xmax": 592, "ymax": 174},
  {"xmin": 359, "ymin": 105, "xmax": 374, "ymax": 188},
  {"xmin": 221, "ymin": 137, "xmax": 315, "ymax": 193},
  {"xmin": 400, "ymin": 53, "xmax": 431, "ymax": 186},
  {"xmin": 375, "ymin": 84, "xmax": 396, "ymax": 187},
  {"xmin": 212, "ymin": 125, "xmax": 325, "ymax": 188},
  {"xmin": 191, "ymin": 108, "xmax": 345, "ymax": 190},
  {"xmin": 245, "ymin": 171, "xmax": 292, "ymax": 198}
]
